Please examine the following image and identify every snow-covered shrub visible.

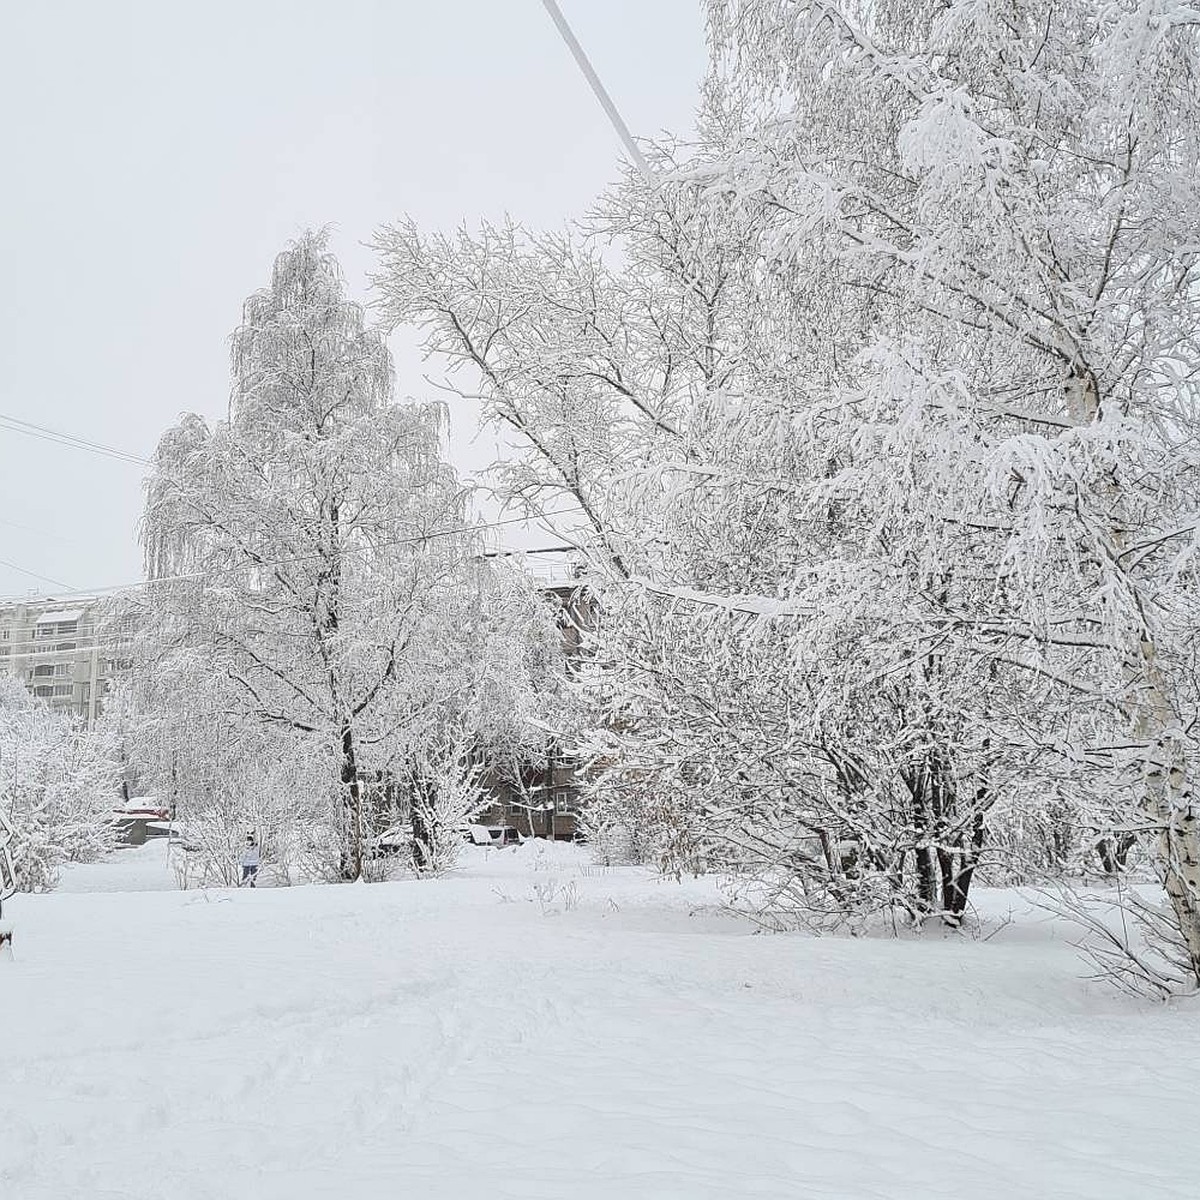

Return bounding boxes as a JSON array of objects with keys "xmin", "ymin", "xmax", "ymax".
[
  {"xmin": 0, "ymin": 678, "xmax": 118, "ymax": 892},
  {"xmin": 576, "ymin": 761, "xmax": 699, "ymax": 871},
  {"xmin": 406, "ymin": 733, "xmax": 491, "ymax": 876}
]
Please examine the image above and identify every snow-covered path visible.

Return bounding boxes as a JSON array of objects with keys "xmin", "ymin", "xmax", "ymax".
[{"xmin": 1, "ymin": 843, "xmax": 1196, "ymax": 1199}]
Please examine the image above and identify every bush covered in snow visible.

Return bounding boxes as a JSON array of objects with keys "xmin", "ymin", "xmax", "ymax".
[{"xmin": 0, "ymin": 678, "xmax": 118, "ymax": 892}]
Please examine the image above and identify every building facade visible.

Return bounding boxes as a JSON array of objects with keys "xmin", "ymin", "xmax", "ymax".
[
  {"xmin": 476, "ymin": 580, "xmax": 596, "ymax": 840},
  {"xmin": 0, "ymin": 596, "xmax": 132, "ymax": 728}
]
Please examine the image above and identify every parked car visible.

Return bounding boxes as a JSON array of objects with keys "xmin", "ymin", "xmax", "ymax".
[
  {"xmin": 114, "ymin": 796, "xmax": 170, "ymax": 821},
  {"xmin": 366, "ymin": 823, "xmax": 411, "ymax": 857},
  {"xmin": 483, "ymin": 825, "xmax": 521, "ymax": 847},
  {"xmin": 467, "ymin": 824, "xmax": 521, "ymax": 847}
]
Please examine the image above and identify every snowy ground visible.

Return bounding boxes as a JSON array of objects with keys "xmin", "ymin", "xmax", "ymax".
[{"xmin": 1, "ymin": 842, "xmax": 1196, "ymax": 1199}]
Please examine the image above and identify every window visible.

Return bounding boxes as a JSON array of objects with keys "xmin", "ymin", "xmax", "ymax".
[
  {"xmin": 33, "ymin": 685, "xmax": 53, "ymax": 697},
  {"xmin": 53, "ymin": 663, "xmax": 71, "ymax": 677},
  {"xmin": 52, "ymin": 684, "xmax": 73, "ymax": 697},
  {"xmin": 35, "ymin": 620, "xmax": 77, "ymax": 638},
  {"xmin": 56, "ymin": 642, "xmax": 76, "ymax": 653},
  {"xmin": 33, "ymin": 664, "xmax": 55, "ymax": 678},
  {"xmin": 554, "ymin": 791, "xmax": 579, "ymax": 815}
]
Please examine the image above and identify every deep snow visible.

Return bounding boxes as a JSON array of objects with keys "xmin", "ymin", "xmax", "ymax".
[{"xmin": 1, "ymin": 841, "xmax": 1196, "ymax": 1199}]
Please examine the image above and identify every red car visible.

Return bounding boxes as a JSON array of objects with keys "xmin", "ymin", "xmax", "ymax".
[{"xmin": 114, "ymin": 797, "xmax": 170, "ymax": 822}]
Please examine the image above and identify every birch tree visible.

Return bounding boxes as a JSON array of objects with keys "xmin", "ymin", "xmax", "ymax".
[
  {"xmin": 144, "ymin": 232, "xmax": 497, "ymax": 879},
  {"xmin": 141, "ymin": 232, "xmax": 567, "ymax": 882},
  {"xmin": 690, "ymin": 0, "xmax": 1200, "ymax": 971}
]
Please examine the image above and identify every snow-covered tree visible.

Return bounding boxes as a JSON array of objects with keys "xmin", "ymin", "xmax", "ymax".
[
  {"xmin": 140, "ymin": 231, "xmax": 565, "ymax": 881},
  {"xmin": 688, "ymin": 0, "xmax": 1200, "ymax": 967},
  {"xmin": 104, "ymin": 663, "xmax": 337, "ymax": 887},
  {"xmin": 0, "ymin": 678, "xmax": 118, "ymax": 892},
  {"xmin": 377, "ymin": 558, "xmax": 570, "ymax": 873},
  {"xmin": 374, "ymin": 0, "xmax": 1200, "ymax": 969},
  {"xmin": 142, "ymin": 231, "xmax": 478, "ymax": 878}
]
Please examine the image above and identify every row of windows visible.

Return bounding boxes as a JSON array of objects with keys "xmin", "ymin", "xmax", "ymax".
[
  {"xmin": 34, "ymin": 622, "xmax": 78, "ymax": 638},
  {"xmin": 31, "ymin": 663, "xmax": 72, "ymax": 679},
  {"xmin": 33, "ymin": 684, "xmax": 75, "ymax": 698},
  {"xmin": 0, "ymin": 637, "xmax": 77, "ymax": 651}
]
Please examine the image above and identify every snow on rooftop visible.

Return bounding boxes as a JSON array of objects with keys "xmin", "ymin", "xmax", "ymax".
[{"xmin": 34, "ymin": 608, "xmax": 84, "ymax": 624}]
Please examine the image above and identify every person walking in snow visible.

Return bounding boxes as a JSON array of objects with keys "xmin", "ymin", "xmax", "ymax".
[{"xmin": 240, "ymin": 833, "xmax": 261, "ymax": 887}]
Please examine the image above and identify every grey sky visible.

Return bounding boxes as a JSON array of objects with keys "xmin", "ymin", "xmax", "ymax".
[{"xmin": 0, "ymin": 0, "xmax": 705, "ymax": 598}]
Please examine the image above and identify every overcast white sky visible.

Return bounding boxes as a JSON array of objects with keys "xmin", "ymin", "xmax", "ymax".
[{"xmin": 0, "ymin": 0, "xmax": 705, "ymax": 599}]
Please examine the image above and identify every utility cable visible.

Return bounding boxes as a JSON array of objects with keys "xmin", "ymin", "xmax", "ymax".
[
  {"xmin": 0, "ymin": 506, "xmax": 586, "ymax": 604},
  {"xmin": 539, "ymin": 0, "xmax": 654, "ymax": 185},
  {"xmin": 0, "ymin": 412, "xmax": 150, "ymax": 466},
  {"xmin": 0, "ymin": 557, "xmax": 73, "ymax": 591}
]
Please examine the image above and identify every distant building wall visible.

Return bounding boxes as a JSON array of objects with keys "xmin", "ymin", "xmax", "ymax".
[
  {"xmin": 0, "ymin": 596, "xmax": 135, "ymax": 728},
  {"xmin": 472, "ymin": 579, "xmax": 595, "ymax": 840}
]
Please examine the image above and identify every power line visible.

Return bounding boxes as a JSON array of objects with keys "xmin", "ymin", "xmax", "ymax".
[
  {"xmin": 0, "ymin": 412, "xmax": 150, "ymax": 466},
  {"xmin": 0, "ymin": 516, "xmax": 85, "ymax": 544},
  {"xmin": 0, "ymin": 556, "xmax": 73, "ymax": 591},
  {"xmin": 0, "ymin": 506, "xmax": 587, "ymax": 604},
  {"xmin": 0, "ymin": 405, "xmax": 587, "ymax": 598},
  {"xmin": 539, "ymin": 0, "xmax": 654, "ymax": 185}
]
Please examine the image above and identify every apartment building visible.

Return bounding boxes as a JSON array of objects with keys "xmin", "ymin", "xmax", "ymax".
[
  {"xmin": 0, "ymin": 596, "xmax": 133, "ymax": 727},
  {"xmin": 476, "ymin": 570, "xmax": 597, "ymax": 839}
]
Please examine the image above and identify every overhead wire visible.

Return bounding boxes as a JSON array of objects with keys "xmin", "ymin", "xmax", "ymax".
[
  {"xmin": 0, "ymin": 516, "xmax": 86, "ymax": 544},
  {"xmin": 0, "ymin": 407, "xmax": 583, "ymax": 599},
  {"xmin": 539, "ymin": 0, "xmax": 654, "ymax": 185},
  {"xmin": 0, "ymin": 557, "xmax": 73, "ymax": 591},
  {"xmin": 0, "ymin": 506, "xmax": 586, "ymax": 605},
  {"xmin": 0, "ymin": 412, "xmax": 151, "ymax": 466}
]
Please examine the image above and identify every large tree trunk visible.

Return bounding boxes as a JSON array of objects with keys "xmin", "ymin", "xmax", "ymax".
[
  {"xmin": 940, "ymin": 805, "xmax": 986, "ymax": 927},
  {"xmin": 1074, "ymin": 372, "xmax": 1200, "ymax": 987},
  {"xmin": 905, "ymin": 764, "xmax": 940, "ymax": 914},
  {"xmin": 1133, "ymin": 640, "xmax": 1200, "ymax": 987},
  {"xmin": 1144, "ymin": 734, "xmax": 1200, "ymax": 985},
  {"xmin": 1096, "ymin": 833, "xmax": 1135, "ymax": 877},
  {"xmin": 1160, "ymin": 810, "xmax": 1200, "ymax": 984},
  {"xmin": 340, "ymin": 721, "xmax": 363, "ymax": 881}
]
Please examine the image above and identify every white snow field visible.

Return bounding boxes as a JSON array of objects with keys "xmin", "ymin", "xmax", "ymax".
[{"xmin": 2, "ymin": 842, "xmax": 1197, "ymax": 1200}]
